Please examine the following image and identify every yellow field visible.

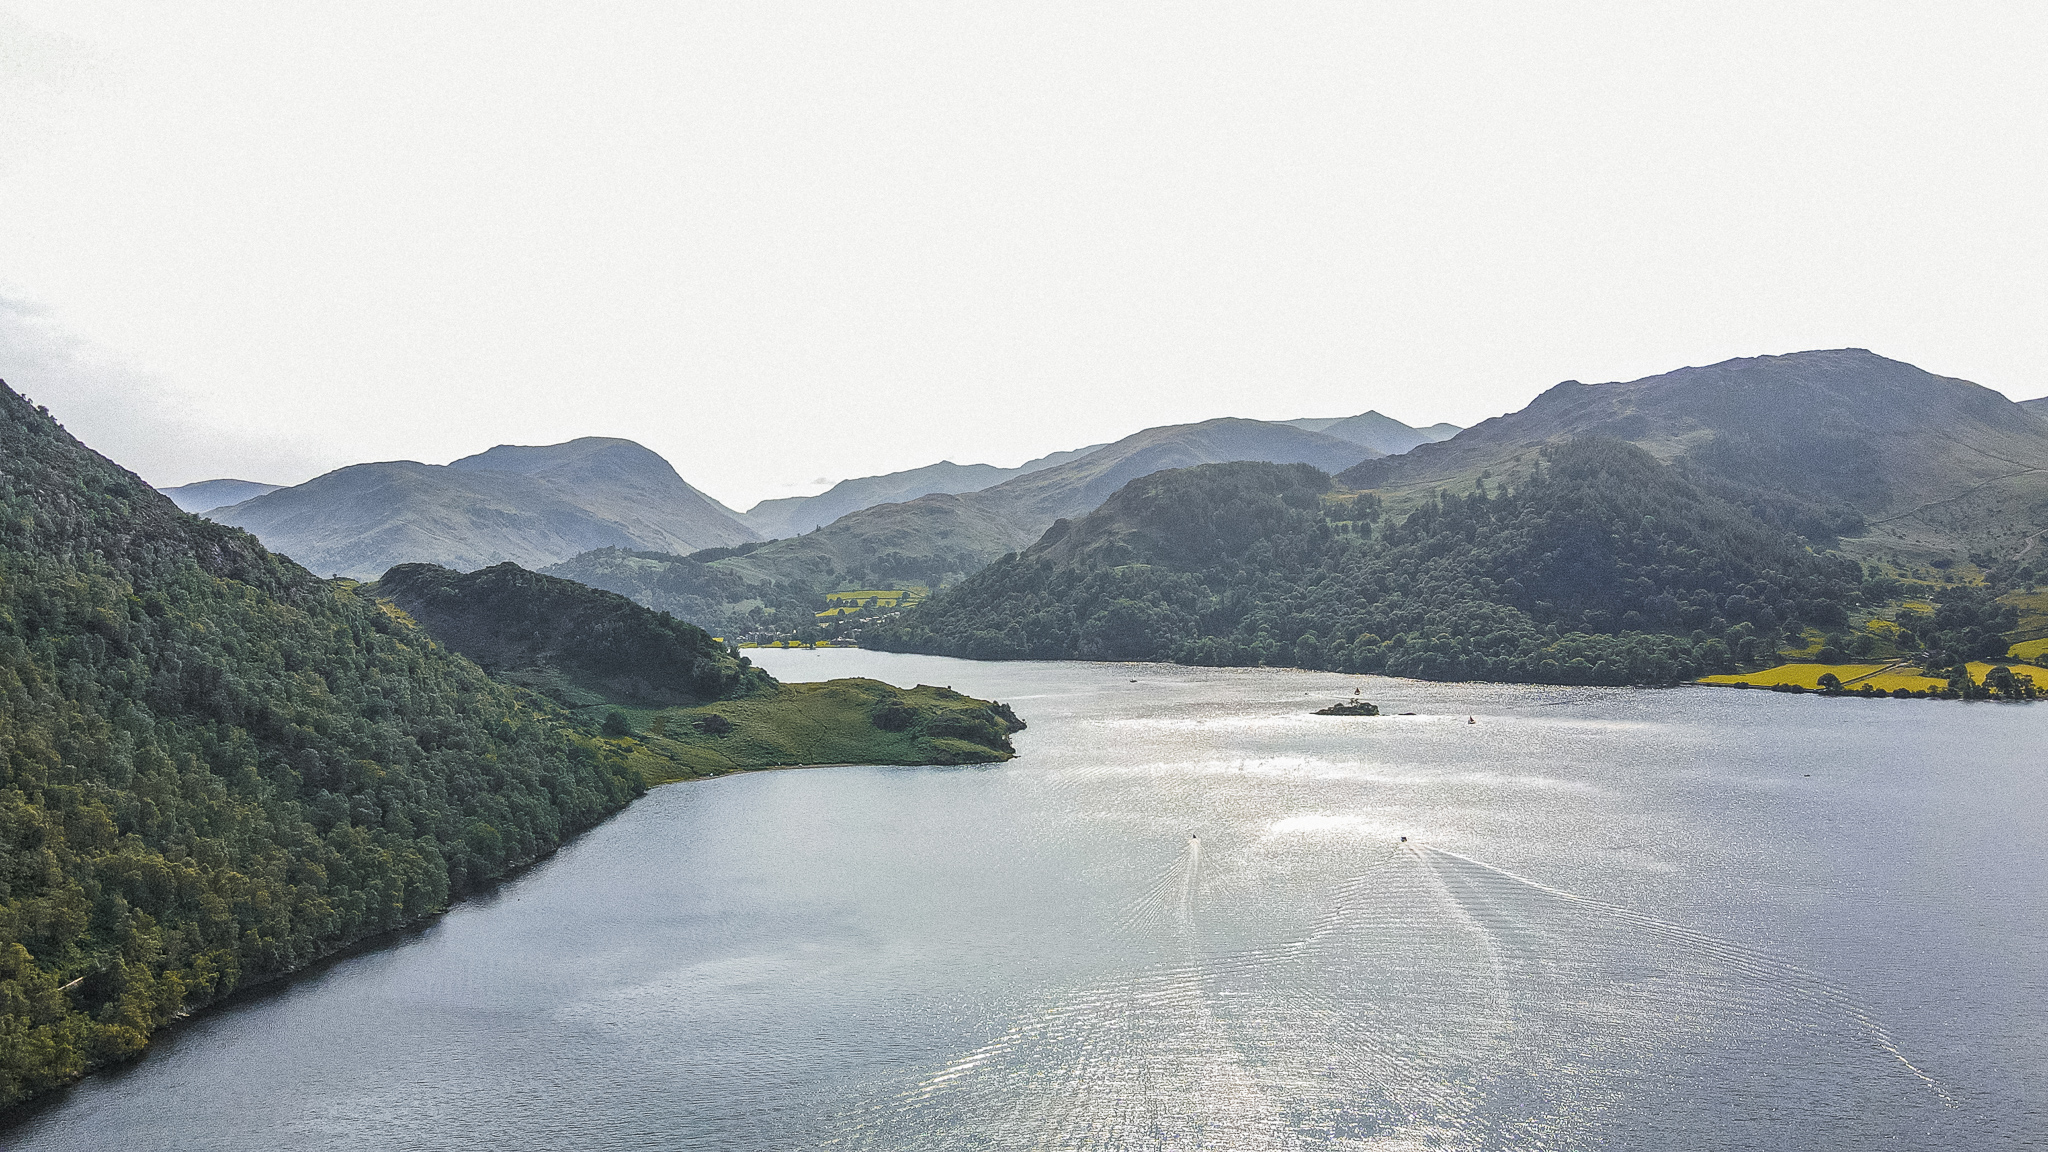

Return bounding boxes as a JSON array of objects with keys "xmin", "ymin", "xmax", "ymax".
[
  {"xmin": 1699, "ymin": 662, "xmax": 1950, "ymax": 692},
  {"xmin": 1701, "ymin": 660, "xmax": 2029, "ymax": 692},
  {"xmin": 2010, "ymin": 637, "xmax": 2048, "ymax": 661}
]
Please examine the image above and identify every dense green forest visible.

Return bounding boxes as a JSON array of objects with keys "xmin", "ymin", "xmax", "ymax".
[
  {"xmin": 373, "ymin": 562, "xmax": 772, "ymax": 707},
  {"xmin": 0, "ymin": 386, "xmax": 658, "ymax": 1106},
  {"xmin": 867, "ymin": 441, "xmax": 1886, "ymax": 685}
]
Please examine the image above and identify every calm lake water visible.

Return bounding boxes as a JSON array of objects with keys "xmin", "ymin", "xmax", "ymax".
[{"xmin": 7, "ymin": 651, "xmax": 2044, "ymax": 1149}]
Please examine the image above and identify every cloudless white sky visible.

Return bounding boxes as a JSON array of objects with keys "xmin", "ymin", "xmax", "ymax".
[{"xmin": 2, "ymin": 2, "xmax": 2045, "ymax": 509}]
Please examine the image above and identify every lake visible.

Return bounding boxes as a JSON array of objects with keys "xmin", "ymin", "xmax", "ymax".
[{"xmin": 6, "ymin": 650, "xmax": 2043, "ymax": 1149}]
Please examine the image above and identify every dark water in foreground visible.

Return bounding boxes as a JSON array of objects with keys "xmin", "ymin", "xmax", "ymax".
[{"xmin": 7, "ymin": 651, "xmax": 2045, "ymax": 1149}]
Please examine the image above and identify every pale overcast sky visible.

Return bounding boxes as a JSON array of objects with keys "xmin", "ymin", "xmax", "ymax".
[{"xmin": 2, "ymin": 3, "xmax": 2044, "ymax": 509}]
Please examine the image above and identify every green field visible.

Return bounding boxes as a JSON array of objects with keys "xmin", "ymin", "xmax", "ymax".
[{"xmin": 586, "ymin": 678, "xmax": 1024, "ymax": 784}]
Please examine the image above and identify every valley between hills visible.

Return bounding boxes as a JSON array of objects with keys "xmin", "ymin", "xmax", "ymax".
[{"xmin": 5, "ymin": 345, "xmax": 2047, "ymax": 1108}]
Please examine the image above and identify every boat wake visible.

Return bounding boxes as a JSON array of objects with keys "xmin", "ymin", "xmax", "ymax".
[{"xmin": 822, "ymin": 841, "xmax": 1974, "ymax": 1150}]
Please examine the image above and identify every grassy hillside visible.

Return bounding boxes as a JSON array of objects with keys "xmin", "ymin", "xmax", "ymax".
[
  {"xmin": 868, "ymin": 442, "xmax": 1869, "ymax": 685},
  {"xmin": 600, "ymin": 680, "xmax": 1025, "ymax": 782},
  {"xmin": 0, "ymin": 383, "xmax": 652, "ymax": 1106}
]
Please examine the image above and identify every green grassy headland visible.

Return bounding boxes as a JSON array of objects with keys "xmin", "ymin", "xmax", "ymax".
[{"xmin": 583, "ymin": 679, "xmax": 1025, "ymax": 784}]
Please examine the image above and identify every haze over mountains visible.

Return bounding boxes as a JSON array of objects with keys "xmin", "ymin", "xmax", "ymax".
[
  {"xmin": 205, "ymin": 437, "xmax": 758, "ymax": 578},
  {"xmin": 739, "ymin": 444, "xmax": 1106, "ymax": 539},
  {"xmin": 670, "ymin": 416, "xmax": 1392, "ymax": 595},
  {"xmin": 184, "ymin": 408, "xmax": 1454, "ymax": 590},
  {"xmin": 1281, "ymin": 411, "xmax": 1462, "ymax": 454},
  {"xmin": 158, "ymin": 477, "xmax": 281, "ymax": 512}
]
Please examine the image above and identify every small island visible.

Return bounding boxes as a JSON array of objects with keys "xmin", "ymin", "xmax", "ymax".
[{"xmin": 1314, "ymin": 700, "xmax": 1381, "ymax": 716}]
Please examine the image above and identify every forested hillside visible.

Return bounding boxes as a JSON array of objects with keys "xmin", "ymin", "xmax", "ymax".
[
  {"xmin": 541, "ymin": 546, "xmax": 820, "ymax": 639},
  {"xmin": 868, "ymin": 441, "xmax": 1872, "ymax": 685},
  {"xmin": 373, "ymin": 562, "xmax": 771, "ymax": 707},
  {"xmin": 0, "ymin": 385, "xmax": 648, "ymax": 1106}
]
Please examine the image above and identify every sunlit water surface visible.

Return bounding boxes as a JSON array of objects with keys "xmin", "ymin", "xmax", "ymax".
[{"xmin": 7, "ymin": 651, "xmax": 2044, "ymax": 1149}]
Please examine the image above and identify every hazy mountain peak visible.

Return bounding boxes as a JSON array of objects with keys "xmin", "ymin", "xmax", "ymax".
[
  {"xmin": 449, "ymin": 436, "xmax": 667, "ymax": 475},
  {"xmin": 156, "ymin": 477, "xmax": 283, "ymax": 514},
  {"xmin": 1280, "ymin": 409, "xmax": 1460, "ymax": 455},
  {"xmin": 210, "ymin": 436, "xmax": 756, "ymax": 578}
]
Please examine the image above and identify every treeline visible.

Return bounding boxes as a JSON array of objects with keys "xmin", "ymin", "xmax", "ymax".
[
  {"xmin": 0, "ymin": 387, "xmax": 645, "ymax": 1106},
  {"xmin": 868, "ymin": 441, "xmax": 1876, "ymax": 686}
]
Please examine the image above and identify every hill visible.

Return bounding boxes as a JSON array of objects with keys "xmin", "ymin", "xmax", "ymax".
[
  {"xmin": 156, "ymin": 477, "xmax": 281, "ymax": 513},
  {"xmin": 210, "ymin": 437, "xmax": 758, "ymax": 579},
  {"xmin": 371, "ymin": 563, "xmax": 772, "ymax": 707},
  {"xmin": 709, "ymin": 418, "xmax": 1376, "ymax": 594},
  {"xmin": 1282, "ymin": 411, "xmax": 1460, "ymax": 454},
  {"xmin": 866, "ymin": 442, "xmax": 1871, "ymax": 684},
  {"xmin": 1337, "ymin": 350, "xmax": 2048, "ymax": 565},
  {"xmin": 368, "ymin": 562, "xmax": 1023, "ymax": 771},
  {"xmin": 741, "ymin": 408, "xmax": 1456, "ymax": 541},
  {"xmin": 740, "ymin": 445, "xmax": 1103, "ymax": 539},
  {"xmin": 0, "ymin": 383, "xmax": 654, "ymax": 1106},
  {"xmin": 2022, "ymin": 396, "xmax": 2048, "ymax": 421}
]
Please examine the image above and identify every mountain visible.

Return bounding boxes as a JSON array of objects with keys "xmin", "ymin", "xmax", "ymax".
[
  {"xmin": 866, "ymin": 444, "xmax": 1868, "ymax": 683},
  {"xmin": 2022, "ymin": 396, "xmax": 2048, "ymax": 421},
  {"xmin": 741, "ymin": 445, "xmax": 1105, "ymax": 539},
  {"xmin": 210, "ymin": 437, "xmax": 758, "ymax": 579},
  {"xmin": 705, "ymin": 418, "xmax": 1377, "ymax": 593},
  {"xmin": 540, "ymin": 547, "xmax": 826, "ymax": 639},
  {"xmin": 740, "ymin": 408, "xmax": 1455, "ymax": 542},
  {"xmin": 157, "ymin": 477, "xmax": 281, "ymax": 513},
  {"xmin": 1337, "ymin": 350, "xmax": 2048, "ymax": 564},
  {"xmin": 0, "ymin": 382, "xmax": 654, "ymax": 1106},
  {"xmin": 1281, "ymin": 412, "xmax": 1460, "ymax": 454}
]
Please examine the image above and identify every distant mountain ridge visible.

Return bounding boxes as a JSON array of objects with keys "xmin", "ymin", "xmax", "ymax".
[
  {"xmin": 210, "ymin": 437, "xmax": 758, "ymax": 578},
  {"xmin": 740, "ymin": 410, "xmax": 1453, "ymax": 540},
  {"xmin": 1281, "ymin": 411, "xmax": 1460, "ymax": 454},
  {"xmin": 740, "ymin": 444, "xmax": 1104, "ymax": 538},
  {"xmin": 157, "ymin": 477, "xmax": 281, "ymax": 513},
  {"xmin": 707, "ymin": 417, "xmax": 1379, "ymax": 592}
]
